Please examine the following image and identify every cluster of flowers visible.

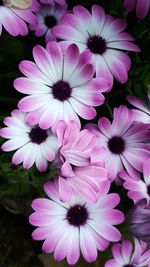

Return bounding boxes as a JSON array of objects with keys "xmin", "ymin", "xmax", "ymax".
[{"xmin": 0, "ymin": 0, "xmax": 150, "ymax": 265}]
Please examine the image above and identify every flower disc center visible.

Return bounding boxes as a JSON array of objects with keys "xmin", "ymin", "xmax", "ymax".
[
  {"xmin": 147, "ymin": 185, "xmax": 150, "ymax": 196},
  {"xmin": 67, "ymin": 205, "xmax": 88, "ymax": 226},
  {"xmin": 87, "ymin": 35, "xmax": 107, "ymax": 54},
  {"xmin": 124, "ymin": 265, "xmax": 136, "ymax": 267},
  {"xmin": 29, "ymin": 127, "xmax": 48, "ymax": 144},
  {"xmin": 108, "ymin": 136, "xmax": 125, "ymax": 154},
  {"xmin": 52, "ymin": 80, "xmax": 72, "ymax": 101},
  {"xmin": 44, "ymin": 15, "xmax": 57, "ymax": 28}
]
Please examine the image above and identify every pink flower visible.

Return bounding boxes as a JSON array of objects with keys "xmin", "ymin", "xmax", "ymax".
[
  {"xmin": 0, "ymin": 109, "xmax": 58, "ymax": 172},
  {"xmin": 52, "ymin": 120, "xmax": 108, "ymax": 203},
  {"xmin": 0, "ymin": 0, "xmax": 39, "ymax": 36},
  {"xmin": 127, "ymin": 95, "xmax": 150, "ymax": 124},
  {"xmin": 29, "ymin": 2, "xmax": 67, "ymax": 43},
  {"xmin": 120, "ymin": 158, "xmax": 150, "ymax": 203},
  {"xmin": 105, "ymin": 238, "xmax": 150, "ymax": 267},
  {"xmin": 52, "ymin": 4, "xmax": 140, "ymax": 88},
  {"xmin": 14, "ymin": 42, "xmax": 110, "ymax": 129},
  {"xmin": 39, "ymin": 0, "xmax": 66, "ymax": 6},
  {"xmin": 86, "ymin": 105, "xmax": 150, "ymax": 181},
  {"xmin": 124, "ymin": 0, "xmax": 150, "ymax": 19},
  {"xmin": 29, "ymin": 180, "xmax": 124, "ymax": 264}
]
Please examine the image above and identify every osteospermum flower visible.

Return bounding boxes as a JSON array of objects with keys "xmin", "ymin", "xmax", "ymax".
[
  {"xmin": 14, "ymin": 42, "xmax": 110, "ymax": 129},
  {"xmin": 127, "ymin": 199, "xmax": 150, "ymax": 243},
  {"xmin": 86, "ymin": 105, "xmax": 150, "ymax": 181},
  {"xmin": 105, "ymin": 238, "xmax": 150, "ymax": 267},
  {"xmin": 29, "ymin": 2, "xmax": 67, "ymax": 43},
  {"xmin": 29, "ymin": 180, "xmax": 124, "ymax": 264},
  {"xmin": 127, "ymin": 95, "xmax": 150, "ymax": 124},
  {"xmin": 52, "ymin": 120, "xmax": 108, "ymax": 203},
  {"xmin": 0, "ymin": 0, "xmax": 39, "ymax": 36},
  {"xmin": 124, "ymin": 0, "xmax": 150, "ymax": 19},
  {"xmin": 120, "ymin": 158, "xmax": 150, "ymax": 203},
  {"xmin": 52, "ymin": 4, "xmax": 140, "ymax": 88},
  {"xmin": 0, "ymin": 109, "xmax": 58, "ymax": 172}
]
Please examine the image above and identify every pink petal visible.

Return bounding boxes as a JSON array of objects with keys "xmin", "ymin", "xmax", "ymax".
[
  {"xmin": 63, "ymin": 44, "xmax": 79, "ymax": 80},
  {"xmin": 80, "ymin": 225, "xmax": 98, "ymax": 262},
  {"xmin": 136, "ymin": 0, "xmax": 150, "ymax": 19},
  {"xmin": 69, "ymin": 97, "xmax": 96, "ymax": 120},
  {"xmin": 58, "ymin": 176, "xmax": 73, "ymax": 202},
  {"xmin": 46, "ymin": 41, "xmax": 63, "ymax": 80}
]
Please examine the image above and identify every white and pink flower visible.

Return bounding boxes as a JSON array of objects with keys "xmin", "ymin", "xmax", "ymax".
[
  {"xmin": 124, "ymin": 0, "xmax": 150, "ymax": 19},
  {"xmin": 52, "ymin": 120, "xmax": 108, "ymax": 203},
  {"xmin": 0, "ymin": 109, "xmax": 58, "ymax": 172},
  {"xmin": 86, "ymin": 105, "xmax": 150, "ymax": 181},
  {"xmin": 29, "ymin": 2, "xmax": 67, "ymax": 43},
  {"xmin": 52, "ymin": 4, "xmax": 140, "ymax": 88},
  {"xmin": 14, "ymin": 42, "xmax": 110, "ymax": 129},
  {"xmin": 0, "ymin": 0, "xmax": 39, "ymax": 36},
  {"xmin": 120, "ymin": 158, "xmax": 150, "ymax": 203},
  {"xmin": 29, "ymin": 180, "xmax": 124, "ymax": 264},
  {"xmin": 105, "ymin": 238, "xmax": 150, "ymax": 267}
]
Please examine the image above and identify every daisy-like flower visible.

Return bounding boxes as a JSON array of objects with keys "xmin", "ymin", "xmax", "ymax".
[
  {"xmin": 127, "ymin": 95, "xmax": 150, "ymax": 124},
  {"xmin": 0, "ymin": 0, "xmax": 39, "ymax": 36},
  {"xmin": 120, "ymin": 158, "xmax": 150, "ymax": 203},
  {"xmin": 52, "ymin": 4, "xmax": 140, "ymax": 88},
  {"xmin": 52, "ymin": 120, "xmax": 108, "ymax": 203},
  {"xmin": 29, "ymin": 180, "xmax": 124, "ymax": 264},
  {"xmin": 0, "ymin": 109, "xmax": 58, "ymax": 172},
  {"xmin": 39, "ymin": 0, "xmax": 66, "ymax": 6},
  {"xmin": 14, "ymin": 42, "xmax": 110, "ymax": 129},
  {"xmin": 86, "ymin": 105, "xmax": 150, "ymax": 181},
  {"xmin": 127, "ymin": 199, "xmax": 150, "ymax": 243},
  {"xmin": 29, "ymin": 2, "xmax": 67, "ymax": 43},
  {"xmin": 124, "ymin": 0, "xmax": 150, "ymax": 19},
  {"xmin": 105, "ymin": 238, "xmax": 150, "ymax": 267}
]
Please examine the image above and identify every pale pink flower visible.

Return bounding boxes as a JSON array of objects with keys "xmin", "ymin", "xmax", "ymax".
[{"xmin": 52, "ymin": 120, "xmax": 108, "ymax": 203}]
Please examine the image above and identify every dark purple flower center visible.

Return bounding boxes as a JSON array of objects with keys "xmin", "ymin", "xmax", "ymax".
[
  {"xmin": 52, "ymin": 80, "xmax": 72, "ymax": 101},
  {"xmin": 44, "ymin": 15, "xmax": 57, "ymax": 28},
  {"xmin": 67, "ymin": 205, "xmax": 88, "ymax": 226},
  {"xmin": 87, "ymin": 35, "xmax": 107, "ymax": 55},
  {"xmin": 29, "ymin": 127, "xmax": 48, "ymax": 144},
  {"xmin": 147, "ymin": 185, "xmax": 150, "ymax": 196},
  {"xmin": 124, "ymin": 265, "xmax": 135, "ymax": 267},
  {"xmin": 108, "ymin": 136, "xmax": 125, "ymax": 154}
]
